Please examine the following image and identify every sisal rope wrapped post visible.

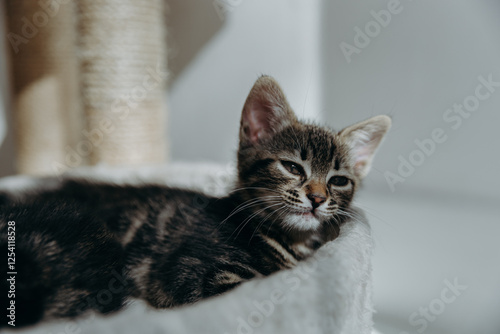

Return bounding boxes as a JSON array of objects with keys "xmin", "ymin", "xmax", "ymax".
[
  {"xmin": 5, "ymin": 1, "xmax": 81, "ymax": 175},
  {"xmin": 78, "ymin": 0, "xmax": 168, "ymax": 166}
]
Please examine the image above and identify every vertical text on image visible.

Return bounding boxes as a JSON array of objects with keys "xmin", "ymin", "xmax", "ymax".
[{"xmin": 6, "ymin": 220, "xmax": 17, "ymax": 327}]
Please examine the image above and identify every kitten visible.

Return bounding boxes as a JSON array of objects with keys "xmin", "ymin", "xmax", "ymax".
[{"xmin": 0, "ymin": 76, "xmax": 391, "ymax": 328}]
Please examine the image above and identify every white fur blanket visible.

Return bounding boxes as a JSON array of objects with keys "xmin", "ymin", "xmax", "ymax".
[{"xmin": 1, "ymin": 163, "xmax": 374, "ymax": 334}]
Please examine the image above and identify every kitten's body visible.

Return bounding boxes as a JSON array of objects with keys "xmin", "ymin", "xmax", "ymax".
[
  {"xmin": 0, "ymin": 76, "xmax": 390, "ymax": 328},
  {"xmin": 0, "ymin": 180, "xmax": 341, "ymax": 327}
]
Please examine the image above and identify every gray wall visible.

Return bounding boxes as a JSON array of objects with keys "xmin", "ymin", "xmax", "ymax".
[{"xmin": 168, "ymin": 0, "xmax": 323, "ymax": 163}]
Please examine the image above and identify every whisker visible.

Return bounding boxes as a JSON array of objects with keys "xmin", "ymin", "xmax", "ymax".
[
  {"xmin": 228, "ymin": 187, "xmax": 281, "ymax": 195},
  {"xmin": 228, "ymin": 195, "xmax": 281, "ymax": 216},
  {"xmin": 351, "ymin": 201, "xmax": 394, "ymax": 229},
  {"xmin": 336, "ymin": 208, "xmax": 377, "ymax": 230},
  {"xmin": 334, "ymin": 209, "xmax": 367, "ymax": 228},
  {"xmin": 215, "ymin": 195, "xmax": 282, "ymax": 230},
  {"xmin": 249, "ymin": 205, "xmax": 286, "ymax": 243},
  {"xmin": 231, "ymin": 202, "xmax": 283, "ymax": 240},
  {"xmin": 266, "ymin": 205, "xmax": 289, "ymax": 237}
]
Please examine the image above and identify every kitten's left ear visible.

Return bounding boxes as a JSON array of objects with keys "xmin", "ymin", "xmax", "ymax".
[{"xmin": 339, "ymin": 115, "xmax": 391, "ymax": 178}]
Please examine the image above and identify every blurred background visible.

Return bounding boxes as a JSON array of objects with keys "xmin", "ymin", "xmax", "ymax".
[{"xmin": 1, "ymin": 1, "xmax": 499, "ymax": 333}]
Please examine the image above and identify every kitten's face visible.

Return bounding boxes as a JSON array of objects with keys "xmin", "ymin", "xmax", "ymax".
[
  {"xmin": 238, "ymin": 124, "xmax": 356, "ymax": 231},
  {"xmin": 237, "ymin": 76, "xmax": 391, "ymax": 233}
]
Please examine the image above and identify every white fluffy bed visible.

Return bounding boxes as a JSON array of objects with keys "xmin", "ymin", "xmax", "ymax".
[{"xmin": 1, "ymin": 163, "xmax": 375, "ymax": 334}]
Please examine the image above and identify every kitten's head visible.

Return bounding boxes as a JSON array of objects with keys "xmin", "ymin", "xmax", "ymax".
[{"xmin": 236, "ymin": 75, "xmax": 391, "ymax": 232}]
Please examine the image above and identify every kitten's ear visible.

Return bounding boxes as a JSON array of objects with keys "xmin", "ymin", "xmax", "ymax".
[
  {"xmin": 240, "ymin": 75, "xmax": 297, "ymax": 146},
  {"xmin": 339, "ymin": 115, "xmax": 391, "ymax": 178}
]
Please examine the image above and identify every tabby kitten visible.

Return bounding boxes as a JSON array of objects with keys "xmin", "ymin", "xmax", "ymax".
[{"xmin": 0, "ymin": 76, "xmax": 390, "ymax": 328}]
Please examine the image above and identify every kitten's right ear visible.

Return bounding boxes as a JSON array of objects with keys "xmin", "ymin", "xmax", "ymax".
[
  {"xmin": 339, "ymin": 115, "xmax": 391, "ymax": 179},
  {"xmin": 240, "ymin": 75, "xmax": 297, "ymax": 146}
]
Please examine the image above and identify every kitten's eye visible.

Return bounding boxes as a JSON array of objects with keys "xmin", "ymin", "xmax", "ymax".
[
  {"xmin": 329, "ymin": 176, "xmax": 349, "ymax": 187},
  {"xmin": 281, "ymin": 161, "xmax": 304, "ymax": 177}
]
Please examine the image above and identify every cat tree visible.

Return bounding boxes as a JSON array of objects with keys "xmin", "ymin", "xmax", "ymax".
[
  {"xmin": 5, "ymin": 0, "xmax": 167, "ymax": 175},
  {"xmin": 0, "ymin": 164, "xmax": 375, "ymax": 334},
  {"xmin": 5, "ymin": 0, "xmax": 81, "ymax": 175}
]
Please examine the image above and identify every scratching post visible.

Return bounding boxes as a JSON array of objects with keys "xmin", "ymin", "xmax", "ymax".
[
  {"xmin": 78, "ymin": 0, "xmax": 168, "ymax": 166},
  {"xmin": 5, "ymin": 1, "xmax": 81, "ymax": 175},
  {"xmin": 5, "ymin": 0, "xmax": 168, "ymax": 174}
]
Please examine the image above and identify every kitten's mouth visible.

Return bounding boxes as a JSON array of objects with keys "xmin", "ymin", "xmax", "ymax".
[
  {"xmin": 284, "ymin": 208, "xmax": 322, "ymax": 231},
  {"xmin": 298, "ymin": 211, "xmax": 314, "ymax": 217},
  {"xmin": 291, "ymin": 209, "xmax": 317, "ymax": 218}
]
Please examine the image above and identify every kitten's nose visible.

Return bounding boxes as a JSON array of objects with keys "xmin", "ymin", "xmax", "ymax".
[{"xmin": 307, "ymin": 193, "xmax": 326, "ymax": 208}]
